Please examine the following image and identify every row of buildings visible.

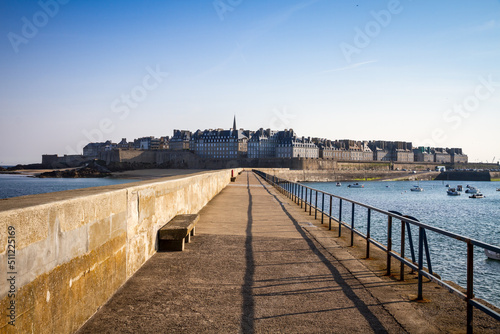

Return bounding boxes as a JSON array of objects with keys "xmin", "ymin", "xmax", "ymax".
[{"xmin": 83, "ymin": 119, "xmax": 468, "ymax": 164}]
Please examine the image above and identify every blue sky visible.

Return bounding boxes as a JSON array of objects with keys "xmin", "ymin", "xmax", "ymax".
[{"xmin": 1, "ymin": 0, "xmax": 499, "ymax": 164}]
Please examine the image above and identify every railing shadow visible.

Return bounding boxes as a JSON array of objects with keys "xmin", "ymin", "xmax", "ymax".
[{"xmin": 254, "ymin": 174, "xmax": 390, "ymax": 333}]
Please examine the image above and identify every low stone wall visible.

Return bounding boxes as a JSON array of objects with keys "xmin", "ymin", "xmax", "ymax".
[
  {"xmin": 257, "ymin": 169, "xmax": 423, "ymax": 182},
  {"xmin": 435, "ymin": 171, "xmax": 492, "ymax": 181},
  {"xmin": 0, "ymin": 169, "xmax": 240, "ymax": 333}
]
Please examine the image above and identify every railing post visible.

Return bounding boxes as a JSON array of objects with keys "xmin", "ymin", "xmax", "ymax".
[
  {"xmin": 321, "ymin": 192, "xmax": 325, "ymax": 224},
  {"xmin": 417, "ymin": 226, "xmax": 424, "ymax": 300},
  {"xmin": 328, "ymin": 195, "xmax": 333, "ymax": 230},
  {"xmin": 423, "ymin": 230, "xmax": 433, "ymax": 275},
  {"xmin": 309, "ymin": 188, "xmax": 312, "ymax": 215},
  {"xmin": 350, "ymin": 203, "xmax": 355, "ymax": 247},
  {"xmin": 293, "ymin": 183, "xmax": 296, "ymax": 203},
  {"xmin": 301, "ymin": 186, "xmax": 304, "ymax": 208},
  {"xmin": 387, "ymin": 216, "xmax": 393, "ymax": 276},
  {"xmin": 304, "ymin": 187, "xmax": 307, "ymax": 212},
  {"xmin": 315, "ymin": 191, "xmax": 318, "ymax": 219},
  {"xmin": 295, "ymin": 183, "xmax": 298, "ymax": 203},
  {"xmin": 400, "ymin": 220, "xmax": 405, "ymax": 281},
  {"xmin": 339, "ymin": 199, "xmax": 343, "ymax": 237},
  {"xmin": 366, "ymin": 208, "xmax": 371, "ymax": 259},
  {"xmin": 467, "ymin": 242, "xmax": 474, "ymax": 334},
  {"xmin": 406, "ymin": 222, "xmax": 416, "ymax": 272}
]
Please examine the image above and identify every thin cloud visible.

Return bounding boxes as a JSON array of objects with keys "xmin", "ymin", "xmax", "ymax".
[
  {"xmin": 320, "ymin": 60, "xmax": 378, "ymax": 74},
  {"xmin": 470, "ymin": 19, "xmax": 498, "ymax": 33}
]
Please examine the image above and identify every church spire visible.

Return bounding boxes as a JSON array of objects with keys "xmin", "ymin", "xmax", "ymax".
[{"xmin": 233, "ymin": 115, "xmax": 237, "ymax": 130}]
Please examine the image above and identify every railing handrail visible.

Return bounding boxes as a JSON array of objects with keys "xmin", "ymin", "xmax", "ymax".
[
  {"xmin": 258, "ymin": 171, "xmax": 500, "ymax": 253},
  {"xmin": 252, "ymin": 169, "xmax": 500, "ymax": 333}
]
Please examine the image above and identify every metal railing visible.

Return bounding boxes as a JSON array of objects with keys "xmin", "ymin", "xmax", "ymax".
[{"xmin": 253, "ymin": 170, "xmax": 500, "ymax": 333}]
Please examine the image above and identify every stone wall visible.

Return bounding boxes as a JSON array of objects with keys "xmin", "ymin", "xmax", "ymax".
[
  {"xmin": 0, "ymin": 169, "xmax": 239, "ymax": 333},
  {"xmin": 254, "ymin": 168, "xmax": 425, "ymax": 182},
  {"xmin": 435, "ymin": 171, "xmax": 492, "ymax": 181}
]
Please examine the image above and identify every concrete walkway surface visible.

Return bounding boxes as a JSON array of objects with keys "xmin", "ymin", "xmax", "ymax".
[{"xmin": 76, "ymin": 171, "xmax": 498, "ymax": 333}]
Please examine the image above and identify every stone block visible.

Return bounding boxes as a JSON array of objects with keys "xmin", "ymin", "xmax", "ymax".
[
  {"xmin": 1, "ymin": 207, "xmax": 49, "ymax": 251},
  {"xmin": 126, "ymin": 234, "xmax": 146, "ymax": 278},
  {"xmin": 58, "ymin": 200, "xmax": 85, "ymax": 232},
  {"xmin": 110, "ymin": 190, "xmax": 127, "ymax": 214},
  {"xmin": 138, "ymin": 188, "xmax": 156, "ymax": 224},
  {"xmin": 94, "ymin": 194, "xmax": 112, "ymax": 222},
  {"xmin": 110, "ymin": 211, "xmax": 127, "ymax": 238},
  {"xmin": 89, "ymin": 218, "xmax": 111, "ymax": 252}
]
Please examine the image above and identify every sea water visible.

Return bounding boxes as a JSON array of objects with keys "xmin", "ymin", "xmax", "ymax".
[
  {"xmin": 0, "ymin": 173, "xmax": 135, "ymax": 199},
  {"xmin": 302, "ymin": 180, "xmax": 500, "ymax": 308}
]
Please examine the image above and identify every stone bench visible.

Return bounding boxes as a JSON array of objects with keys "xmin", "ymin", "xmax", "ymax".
[{"xmin": 158, "ymin": 214, "xmax": 200, "ymax": 251}]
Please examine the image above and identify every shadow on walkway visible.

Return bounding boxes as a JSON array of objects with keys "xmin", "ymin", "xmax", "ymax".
[{"xmin": 254, "ymin": 175, "xmax": 390, "ymax": 333}]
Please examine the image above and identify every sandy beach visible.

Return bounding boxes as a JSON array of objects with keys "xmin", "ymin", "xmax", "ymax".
[{"xmin": 109, "ymin": 169, "xmax": 213, "ymax": 180}]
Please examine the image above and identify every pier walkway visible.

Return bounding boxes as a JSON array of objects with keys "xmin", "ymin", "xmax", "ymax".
[{"xmin": 77, "ymin": 171, "xmax": 445, "ymax": 333}]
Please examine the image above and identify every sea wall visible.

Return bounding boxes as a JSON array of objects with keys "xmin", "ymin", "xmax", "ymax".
[
  {"xmin": 255, "ymin": 169, "xmax": 432, "ymax": 182},
  {"xmin": 435, "ymin": 171, "xmax": 492, "ymax": 181},
  {"xmin": 0, "ymin": 169, "xmax": 240, "ymax": 333}
]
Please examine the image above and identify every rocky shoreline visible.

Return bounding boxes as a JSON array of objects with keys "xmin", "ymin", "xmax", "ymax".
[
  {"xmin": 0, "ymin": 162, "xmax": 112, "ymax": 178},
  {"xmin": 36, "ymin": 166, "xmax": 111, "ymax": 178}
]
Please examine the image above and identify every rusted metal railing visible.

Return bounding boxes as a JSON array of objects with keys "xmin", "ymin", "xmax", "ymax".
[{"xmin": 253, "ymin": 170, "xmax": 500, "ymax": 334}]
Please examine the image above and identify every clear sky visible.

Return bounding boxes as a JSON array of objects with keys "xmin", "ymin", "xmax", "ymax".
[{"xmin": 1, "ymin": 0, "xmax": 499, "ymax": 164}]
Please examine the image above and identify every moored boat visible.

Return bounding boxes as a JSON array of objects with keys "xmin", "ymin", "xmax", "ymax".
[
  {"xmin": 465, "ymin": 187, "xmax": 479, "ymax": 194},
  {"xmin": 469, "ymin": 193, "xmax": 485, "ymax": 198},
  {"xmin": 447, "ymin": 188, "xmax": 460, "ymax": 196},
  {"xmin": 410, "ymin": 185, "xmax": 424, "ymax": 192},
  {"xmin": 348, "ymin": 183, "xmax": 364, "ymax": 188},
  {"xmin": 336, "ymin": 182, "xmax": 342, "ymax": 187},
  {"xmin": 485, "ymin": 249, "xmax": 500, "ymax": 260}
]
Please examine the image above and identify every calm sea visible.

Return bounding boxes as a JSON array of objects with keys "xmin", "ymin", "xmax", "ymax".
[
  {"xmin": 304, "ymin": 180, "xmax": 500, "ymax": 308},
  {"xmin": 0, "ymin": 174, "xmax": 135, "ymax": 199}
]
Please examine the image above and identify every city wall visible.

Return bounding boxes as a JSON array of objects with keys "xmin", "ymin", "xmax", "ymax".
[
  {"xmin": 0, "ymin": 169, "xmax": 240, "ymax": 333},
  {"xmin": 99, "ymin": 149, "xmax": 447, "ymax": 171}
]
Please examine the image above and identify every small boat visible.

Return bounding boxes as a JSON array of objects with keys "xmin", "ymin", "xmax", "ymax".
[
  {"xmin": 445, "ymin": 184, "xmax": 450, "ymax": 188},
  {"xmin": 410, "ymin": 185, "xmax": 424, "ymax": 192},
  {"xmin": 469, "ymin": 193, "xmax": 485, "ymax": 198},
  {"xmin": 447, "ymin": 188, "xmax": 460, "ymax": 196},
  {"xmin": 348, "ymin": 183, "xmax": 364, "ymax": 188},
  {"xmin": 497, "ymin": 188, "xmax": 500, "ymax": 192},
  {"xmin": 465, "ymin": 187, "xmax": 479, "ymax": 194},
  {"xmin": 457, "ymin": 185, "xmax": 463, "ymax": 192},
  {"xmin": 336, "ymin": 182, "xmax": 342, "ymax": 187},
  {"xmin": 485, "ymin": 249, "xmax": 500, "ymax": 260}
]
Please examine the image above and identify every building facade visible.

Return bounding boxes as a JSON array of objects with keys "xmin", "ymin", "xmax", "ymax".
[
  {"xmin": 276, "ymin": 131, "xmax": 319, "ymax": 158},
  {"xmin": 170, "ymin": 130, "xmax": 191, "ymax": 150},
  {"xmin": 192, "ymin": 129, "xmax": 248, "ymax": 159}
]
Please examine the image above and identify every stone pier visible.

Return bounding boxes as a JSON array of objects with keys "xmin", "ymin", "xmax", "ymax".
[{"xmin": 76, "ymin": 171, "xmax": 499, "ymax": 333}]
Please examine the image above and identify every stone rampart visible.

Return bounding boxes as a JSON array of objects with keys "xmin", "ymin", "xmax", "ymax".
[{"xmin": 0, "ymin": 169, "xmax": 239, "ymax": 333}]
